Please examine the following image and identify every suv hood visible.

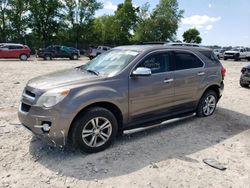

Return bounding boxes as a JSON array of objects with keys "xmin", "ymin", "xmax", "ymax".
[
  {"xmin": 27, "ymin": 68, "xmax": 102, "ymax": 90},
  {"xmin": 225, "ymin": 50, "xmax": 239, "ymax": 53}
]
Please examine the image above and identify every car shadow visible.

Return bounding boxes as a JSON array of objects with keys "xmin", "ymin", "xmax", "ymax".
[
  {"xmin": 36, "ymin": 58, "xmax": 86, "ymax": 62},
  {"xmin": 29, "ymin": 107, "xmax": 250, "ymax": 180},
  {"xmin": 0, "ymin": 59, "xmax": 34, "ymax": 62}
]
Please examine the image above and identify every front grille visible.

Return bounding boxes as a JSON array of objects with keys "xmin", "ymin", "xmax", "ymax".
[
  {"xmin": 25, "ymin": 89, "xmax": 36, "ymax": 98},
  {"xmin": 225, "ymin": 53, "xmax": 234, "ymax": 55},
  {"xmin": 21, "ymin": 103, "xmax": 31, "ymax": 112}
]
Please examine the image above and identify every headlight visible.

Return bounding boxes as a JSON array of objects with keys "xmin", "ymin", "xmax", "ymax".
[{"xmin": 36, "ymin": 88, "xmax": 70, "ymax": 108}]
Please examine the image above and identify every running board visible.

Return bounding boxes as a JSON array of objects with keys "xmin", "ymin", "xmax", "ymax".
[{"xmin": 123, "ymin": 113, "xmax": 196, "ymax": 135}]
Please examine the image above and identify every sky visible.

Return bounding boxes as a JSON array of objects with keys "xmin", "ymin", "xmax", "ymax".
[{"xmin": 96, "ymin": 0, "xmax": 250, "ymax": 47}]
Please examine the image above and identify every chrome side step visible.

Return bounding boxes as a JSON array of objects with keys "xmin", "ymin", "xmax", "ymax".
[{"xmin": 123, "ymin": 113, "xmax": 196, "ymax": 135}]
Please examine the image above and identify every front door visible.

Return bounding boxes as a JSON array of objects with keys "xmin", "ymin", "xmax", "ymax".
[{"xmin": 129, "ymin": 51, "xmax": 175, "ymax": 124}]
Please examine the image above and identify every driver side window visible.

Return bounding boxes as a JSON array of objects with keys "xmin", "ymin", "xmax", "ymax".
[{"xmin": 138, "ymin": 53, "xmax": 170, "ymax": 74}]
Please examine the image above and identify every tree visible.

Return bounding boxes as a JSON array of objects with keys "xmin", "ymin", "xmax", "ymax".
[
  {"xmin": 182, "ymin": 28, "xmax": 202, "ymax": 44},
  {"xmin": 63, "ymin": 0, "xmax": 102, "ymax": 47},
  {"xmin": 28, "ymin": 0, "xmax": 64, "ymax": 47},
  {"xmin": 8, "ymin": 0, "xmax": 29, "ymax": 42},
  {"xmin": 0, "ymin": 0, "xmax": 9, "ymax": 42},
  {"xmin": 134, "ymin": 0, "xmax": 183, "ymax": 42},
  {"xmin": 114, "ymin": 0, "xmax": 138, "ymax": 44}
]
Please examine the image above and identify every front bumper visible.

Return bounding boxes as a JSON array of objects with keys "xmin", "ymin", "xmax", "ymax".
[
  {"xmin": 18, "ymin": 102, "xmax": 73, "ymax": 147},
  {"xmin": 224, "ymin": 53, "xmax": 238, "ymax": 59}
]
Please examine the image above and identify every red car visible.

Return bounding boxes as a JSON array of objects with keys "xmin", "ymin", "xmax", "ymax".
[{"xmin": 0, "ymin": 43, "xmax": 31, "ymax": 61}]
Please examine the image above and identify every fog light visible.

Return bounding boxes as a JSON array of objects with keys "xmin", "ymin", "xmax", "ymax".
[{"xmin": 42, "ymin": 122, "xmax": 51, "ymax": 132}]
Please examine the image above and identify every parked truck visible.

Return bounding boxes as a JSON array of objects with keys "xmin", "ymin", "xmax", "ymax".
[
  {"xmin": 86, "ymin": 46, "xmax": 111, "ymax": 59},
  {"xmin": 224, "ymin": 47, "xmax": 250, "ymax": 61}
]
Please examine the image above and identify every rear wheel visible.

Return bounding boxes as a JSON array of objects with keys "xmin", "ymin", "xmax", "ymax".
[
  {"xmin": 196, "ymin": 90, "xmax": 218, "ymax": 117},
  {"xmin": 71, "ymin": 54, "xmax": 78, "ymax": 60},
  {"xmin": 71, "ymin": 107, "xmax": 118, "ymax": 153},
  {"xmin": 44, "ymin": 54, "xmax": 52, "ymax": 60},
  {"xmin": 224, "ymin": 57, "xmax": 227, "ymax": 60},
  {"xmin": 20, "ymin": 54, "xmax": 28, "ymax": 61}
]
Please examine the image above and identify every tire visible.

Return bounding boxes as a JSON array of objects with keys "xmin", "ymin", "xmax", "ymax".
[
  {"xmin": 196, "ymin": 90, "xmax": 218, "ymax": 117},
  {"xmin": 44, "ymin": 54, "xmax": 52, "ymax": 60},
  {"xmin": 234, "ymin": 54, "xmax": 240, "ymax": 61},
  {"xmin": 240, "ymin": 79, "xmax": 249, "ymax": 88},
  {"xmin": 224, "ymin": 57, "xmax": 227, "ymax": 61},
  {"xmin": 247, "ymin": 58, "xmax": 250, "ymax": 61},
  {"xmin": 71, "ymin": 54, "xmax": 78, "ymax": 60},
  {"xmin": 20, "ymin": 54, "xmax": 28, "ymax": 61},
  {"xmin": 71, "ymin": 107, "xmax": 118, "ymax": 153}
]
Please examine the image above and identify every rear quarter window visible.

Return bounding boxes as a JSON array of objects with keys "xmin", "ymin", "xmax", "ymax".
[{"xmin": 199, "ymin": 50, "xmax": 220, "ymax": 64}]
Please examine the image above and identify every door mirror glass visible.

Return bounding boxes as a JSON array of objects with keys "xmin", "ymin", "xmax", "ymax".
[{"xmin": 132, "ymin": 67, "xmax": 152, "ymax": 76}]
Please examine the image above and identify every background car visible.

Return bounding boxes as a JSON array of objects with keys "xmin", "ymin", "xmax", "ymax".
[
  {"xmin": 0, "ymin": 43, "xmax": 31, "ymax": 61},
  {"xmin": 37, "ymin": 45, "xmax": 80, "ymax": 60},
  {"xmin": 86, "ymin": 45, "xmax": 111, "ymax": 59},
  {"xmin": 240, "ymin": 64, "xmax": 250, "ymax": 87},
  {"xmin": 213, "ymin": 49, "xmax": 225, "ymax": 59}
]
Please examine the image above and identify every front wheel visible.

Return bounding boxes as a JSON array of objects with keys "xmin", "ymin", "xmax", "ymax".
[
  {"xmin": 240, "ymin": 79, "xmax": 249, "ymax": 88},
  {"xmin": 71, "ymin": 107, "xmax": 118, "ymax": 153},
  {"xmin": 196, "ymin": 90, "xmax": 218, "ymax": 117},
  {"xmin": 234, "ymin": 54, "xmax": 240, "ymax": 61}
]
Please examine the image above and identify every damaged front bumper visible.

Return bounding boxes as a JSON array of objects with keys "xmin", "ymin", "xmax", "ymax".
[{"xmin": 18, "ymin": 102, "xmax": 73, "ymax": 148}]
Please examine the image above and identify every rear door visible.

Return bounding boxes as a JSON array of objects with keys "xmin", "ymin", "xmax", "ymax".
[
  {"xmin": 54, "ymin": 46, "xmax": 63, "ymax": 57},
  {"xmin": 129, "ymin": 51, "xmax": 175, "ymax": 123},
  {"xmin": 172, "ymin": 50, "xmax": 205, "ymax": 109},
  {"xmin": 9, "ymin": 45, "xmax": 23, "ymax": 58}
]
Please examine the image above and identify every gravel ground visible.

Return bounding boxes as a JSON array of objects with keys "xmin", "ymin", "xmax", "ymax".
[{"xmin": 0, "ymin": 57, "xmax": 250, "ymax": 188}]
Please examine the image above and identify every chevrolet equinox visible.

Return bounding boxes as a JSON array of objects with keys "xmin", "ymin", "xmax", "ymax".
[{"xmin": 18, "ymin": 45, "xmax": 225, "ymax": 153}]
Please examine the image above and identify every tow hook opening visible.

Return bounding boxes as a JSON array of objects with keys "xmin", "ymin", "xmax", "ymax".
[{"xmin": 42, "ymin": 121, "xmax": 51, "ymax": 133}]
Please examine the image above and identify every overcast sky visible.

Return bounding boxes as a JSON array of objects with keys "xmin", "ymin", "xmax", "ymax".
[{"xmin": 96, "ymin": 0, "xmax": 250, "ymax": 47}]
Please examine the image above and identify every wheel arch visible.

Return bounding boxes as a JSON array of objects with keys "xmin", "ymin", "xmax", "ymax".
[
  {"xmin": 68, "ymin": 101, "xmax": 124, "ymax": 142},
  {"xmin": 202, "ymin": 84, "xmax": 221, "ymax": 99}
]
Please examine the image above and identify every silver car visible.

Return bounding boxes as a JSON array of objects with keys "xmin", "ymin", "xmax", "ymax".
[{"xmin": 18, "ymin": 45, "xmax": 225, "ymax": 153}]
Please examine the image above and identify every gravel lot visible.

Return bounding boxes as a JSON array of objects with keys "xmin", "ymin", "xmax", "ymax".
[{"xmin": 0, "ymin": 57, "xmax": 250, "ymax": 188}]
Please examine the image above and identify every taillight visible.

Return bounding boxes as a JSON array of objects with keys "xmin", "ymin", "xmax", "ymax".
[
  {"xmin": 241, "ymin": 68, "xmax": 246, "ymax": 74},
  {"xmin": 221, "ymin": 67, "xmax": 226, "ymax": 79}
]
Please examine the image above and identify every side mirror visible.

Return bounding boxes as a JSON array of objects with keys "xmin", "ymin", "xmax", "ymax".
[{"xmin": 132, "ymin": 67, "xmax": 152, "ymax": 77}]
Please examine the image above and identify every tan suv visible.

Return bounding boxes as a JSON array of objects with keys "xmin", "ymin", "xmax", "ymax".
[{"xmin": 18, "ymin": 45, "xmax": 225, "ymax": 153}]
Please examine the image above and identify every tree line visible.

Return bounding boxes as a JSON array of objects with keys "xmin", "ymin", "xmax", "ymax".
[{"xmin": 0, "ymin": 0, "xmax": 184, "ymax": 50}]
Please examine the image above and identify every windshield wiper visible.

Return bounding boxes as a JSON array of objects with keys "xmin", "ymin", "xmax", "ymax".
[{"xmin": 86, "ymin": 69, "xmax": 99, "ymax": 76}]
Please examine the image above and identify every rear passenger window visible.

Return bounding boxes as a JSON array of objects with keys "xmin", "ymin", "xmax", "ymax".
[
  {"xmin": 9, "ymin": 45, "xmax": 23, "ymax": 49},
  {"xmin": 174, "ymin": 52, "xmax": 203, "ymax": 70}
]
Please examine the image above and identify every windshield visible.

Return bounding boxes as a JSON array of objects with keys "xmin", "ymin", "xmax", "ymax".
[
  {"xmin": 81, "ymin": 49, "xmax": 139, "ymax": 76},
  {"xmin": 231, "ymin": 48, "xmax": 240, "ymax": 52}
]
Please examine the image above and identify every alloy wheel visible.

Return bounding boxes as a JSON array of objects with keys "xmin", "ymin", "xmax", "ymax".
[
  {"xmin": 82, "ymin": 117, "xmax": 112, "ymax": 148},
  {"xmin": 203, "ymin": 95, "xmax": 216, "ymax": 116}
]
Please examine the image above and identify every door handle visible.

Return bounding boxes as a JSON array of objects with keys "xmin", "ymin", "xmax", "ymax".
[
  {"xmin": 164, "ymin": 78, "xmax": 174, "ymax": 83},
  {"xmin": 197, "ymin": 72, "xmax": 205, "ymax": 76}
]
